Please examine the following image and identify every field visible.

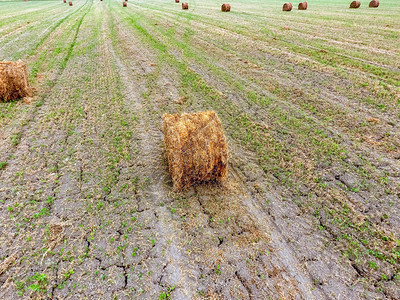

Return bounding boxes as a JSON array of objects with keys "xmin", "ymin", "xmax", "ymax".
[{"xmin": 0, "ymin": 0, "xmax": 399, "ymax": 298}]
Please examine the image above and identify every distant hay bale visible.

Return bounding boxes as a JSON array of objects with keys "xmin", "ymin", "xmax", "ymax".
[
  {"xmin": 68, "ymin": 1, "xmax": 72, "ymax": 6},
  {"xmin": 123, "ymin": 1, "xmax": 127, "ymax": 6},
  {"xmin": 0, "ymin": 60, "xmax": 32, "ymax": 102},
  {"xmin": 182, "ymin": 2, "xmax": 188, "ymax": 9},
  {"xmin": 175, "ymin": 0, "xmax": 179, "ymax": 3},
  {"xmin": 298, "ymin": 1, "xmax": 307, "ymax": 10},
  {"xmin": 349, "ymin": 1, "xmax": 361, "ymax": 8},
  {"xmin": 369, "ymin": 0, "xmax": 379, "ymax": 7},
  {"xmin": 282, "ymin": 3, "xmax": 293, "ymax": 11},
  {"xmin": 162, "ymin": 111, "xmax": 229, "ymax": 190},
  {"xmin": 221, "ymin": 4, "xmax": 231, "ymax": 12}
]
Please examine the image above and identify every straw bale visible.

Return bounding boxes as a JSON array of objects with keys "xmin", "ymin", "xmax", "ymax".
[
  {"xmin": 283, "ymin": 3, "xmax": 293, "ymax": 11},
  {"xmin": 369, "ymin": 0, "xmax": 379, "ymax": 7},
  {"xmin": 221, "ymin": 4, "xmax": 231, "ymax": 12},
  {"xmin": 0, "ymin": 60, "xmax": 32, "ymax": 102},
  {"xmin": 162, "ymin": 111, "xmax": 228, "ymax": 190},
  {"xmin": 298, "ymin": 1, "xmax": 307, "ymax": 10},
  {"xmin": 350, "ymin": 1, "xmax": 361, "ymax": 8}
]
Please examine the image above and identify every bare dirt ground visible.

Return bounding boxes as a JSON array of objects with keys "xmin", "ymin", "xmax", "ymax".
[{"xmin": 0, "ymin": 0, "xmax": 399, "ymax": 299}]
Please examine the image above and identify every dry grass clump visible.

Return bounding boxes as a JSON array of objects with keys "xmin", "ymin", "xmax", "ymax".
[
  {"xmin": 162, "ymin": 111, "xmax": 228, "ymax": 190},
  {"xmin": 182, "ymin": 2, "xmax": 188, "ymax": 9},
  {"xmin": 369, "ymin": 0, "xmax": 379, "ymax": 7},
  {"xmin": 298, "ymin": 1, "xmax": 307, "ymax": 10},
  {"xmin": 0, "ymin": 60, "xmax": 32, "ymax": 102},
  {"xmin": 221, "ymin": 4, "xmax": 231, "ymax": 12},
  {"xmin": 0, "ymin": 252, "xmax": 18, "ymax": 275},
  {"xmin": 350, "ymin": 1, "xmax": 361, "ymax": 8},
  {"xmin": 282, "ymin": 3, "xmax": 293, "ymax": 11}
]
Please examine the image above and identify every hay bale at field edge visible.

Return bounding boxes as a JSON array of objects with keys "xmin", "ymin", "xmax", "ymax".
[
  {"xmin": 0, "ymin": 60, "xmax": 32, "ymax": 102},
  {"xmin": 182, "ymin": 2, "xmax": 188, "ymax": 9},
  {"xmin": 369, "ymin": 0, "xmax": 379, "ymax": 7},
  {"xmin": 162, "ymin": 111, "xmax": 228, "ymax": 190},
  {"xmin": 221, "ymin": 3, "xmax": 231, "ymax": 12},
  {"xmin": 283, "ymin": 2, "xmax": 293, "ymax": 11},
  {"xmin": 298, "ymin": 1, "xmax": 307, "ymax": 10},
  {"xmin": 350, "ymin": 1, "xmax": 361, "ymax": 8}
]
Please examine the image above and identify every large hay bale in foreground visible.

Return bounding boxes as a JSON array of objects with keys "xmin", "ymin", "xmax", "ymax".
[
  {"xmin": 0, "ymin": 60, "xmax": 32, "ymax": 102},
  {"xmin": 221, "ymin": 4, "xmax": 231, "ymax": 12},
  {"xmin": 350, "ymin": 1, "xmax": 361, "ymax": 8},
  {"xmin": 298, "ymin": 1, "xmax": 307, "ymax": 10},
  {"xmin": 182, "ymin": 2, "xmax": 188, "ymax": 9},
  {"xmin": 283, "ymin": 3, "xmax": 293, "ymax": 11},
  {"xmin": 369, "ymin": 0, "xmax": 379, "ymax": 7},
  {"xmin": 162, "ymin": 111, "xmax": 228, "ymax": 190}
]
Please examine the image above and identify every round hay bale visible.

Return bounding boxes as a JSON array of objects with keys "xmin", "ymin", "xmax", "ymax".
[
  {"xmin": 298, "ymin": 1, "xmax": 307, "ymax": 10},
  {"xmin": 162, "ymin": 111, "xmax": 228, "ymax": 190},
  {"xmin": 175, "ymin": 0, "xmax": 179, "ymax": 3},
  {"xmin": 68, "ymin": 1, "xmax": 72, "ymax": 6},
  {"xmin": 282, "ymin": 3, "xmax": 293, "ymax": 11},
  {"xmin": 369, "ymin": 0, "xmax": 379, "ymax": 7},
  {"xmin": 0, "ymin": 60, "xmax": 32, "ymax": 102},
  {"xmin": 123, "ymin": 1, "xmax": 127, "ymax": 6},
  {"xmin": 221, "ymin": 4, "xmax": 231, "ymax": 12},
  {"xmin": 182, "ymin": 2, "xmax": 188, "ymax": 9},
  {"xmin": 349, "ymin": 1, "xmax": 361, "ymax": 8}
]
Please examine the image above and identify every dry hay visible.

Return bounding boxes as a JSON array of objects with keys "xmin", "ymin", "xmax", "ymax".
[
  {"xmin": 350, "ymin": 1, "xmax": 361, "ymax": 8},
  {"xmin": 221, "ymin": 3, "xmax": 231, "ymax": 12},
  {"xmin": 162, "ymin": 111, "xmax": 228, "ymax": 190},
  {"xmin": 175, "ymin": 0, "xmax": 179, "ymax": 3},
  {"xmin": 282, "ymin": 2, "xmax": 293, "ymax": 11},
  {"xmin": 123, "ymin": 1, "xmax": 127, "ymax": 6},
  {"xmin": 69, "ymin": 1, "xmax": 73, "ymax": 5},
  {"xmin": 182, "ymin": 2, "xmax": 188, "ymax": 9},
  {"xmin": 0, "ymin": 60, "xmax": 32, "ymax": 102},
  {"xmin": 369, "ymin": 0, "xmax": 379, "ymax": 7},
  {"xmin": 0, "ymin": 252, "xmax": 18, "ymax": 276},
  {"xmin": 40, "ymin": 220, "xmax": 71, "ymax": 263},
  {"xmin": 298, "ymin": 1, "xmax": 307, "ymax": 10},
  {"xmin": 173, "ymin": 96, "xmax": 188, "ymax": 105}
]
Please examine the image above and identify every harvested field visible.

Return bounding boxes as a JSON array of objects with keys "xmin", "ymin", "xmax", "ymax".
[{"xmin": 0, "ymin": 0, "xmax": 399, "ymax": 299}]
